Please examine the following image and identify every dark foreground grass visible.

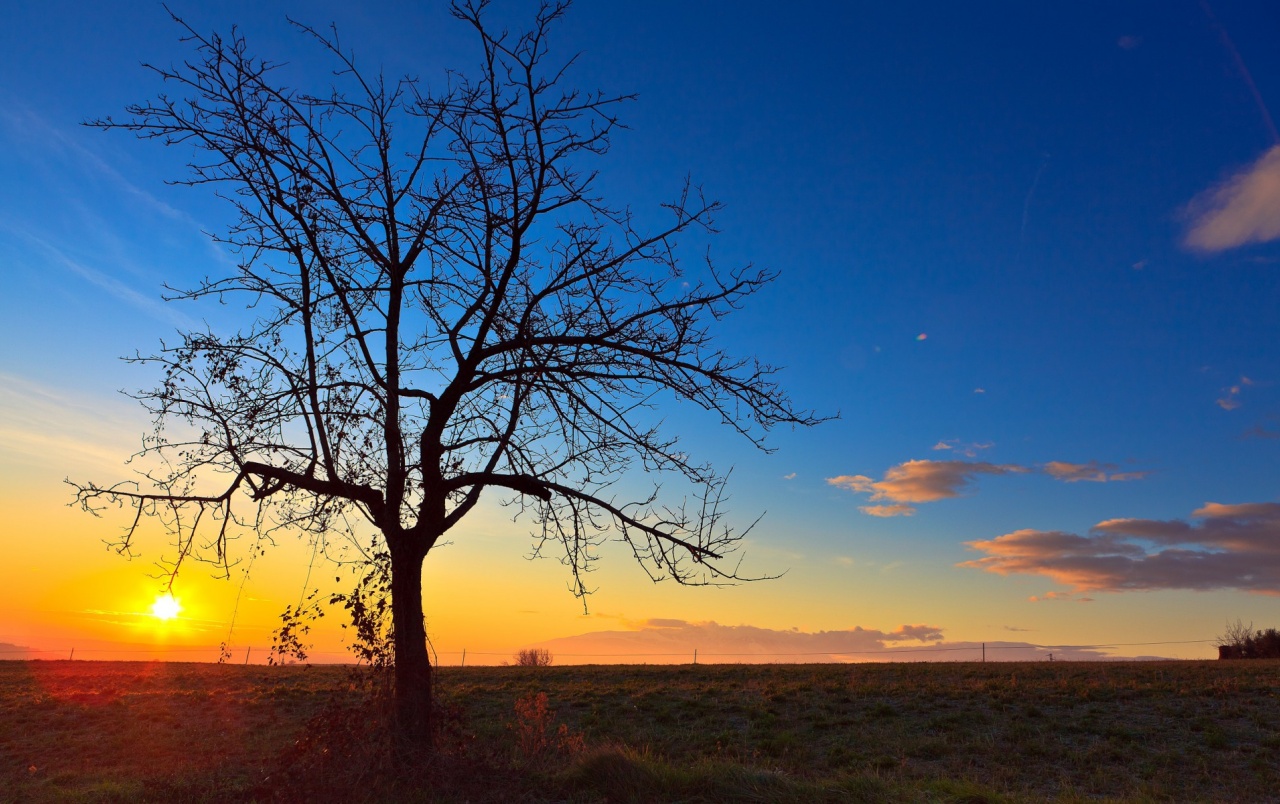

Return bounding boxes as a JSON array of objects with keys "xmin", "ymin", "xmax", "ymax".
[{"xmin": 3, "ymin": 659, "xmax": 1280, "ymax": 802}]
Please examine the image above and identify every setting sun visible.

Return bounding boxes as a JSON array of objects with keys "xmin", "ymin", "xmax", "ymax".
[{"xmin": 150, "ymin": 593, "xmax": 180, "ymax": 621}]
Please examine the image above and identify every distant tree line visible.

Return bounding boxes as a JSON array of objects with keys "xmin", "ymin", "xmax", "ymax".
[{"xmin": 1217, "ymin": 620, "xmax": 1280, "ymax": 659}]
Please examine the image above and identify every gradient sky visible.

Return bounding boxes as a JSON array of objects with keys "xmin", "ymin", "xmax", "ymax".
[{"xmin": 2, "ymin": 1, "xmax": 1279, "ymax": 663}]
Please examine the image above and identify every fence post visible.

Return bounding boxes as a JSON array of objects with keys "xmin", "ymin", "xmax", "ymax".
[
  {"xmin": 693, "ymin": 648, "xmax": 698, "ymax": 665},
  {"xmin": 69, "ymin": 648, "xmax": 74, "ymax": 661},
  {"xmin": 245, "ymin": 646, "xmax": 251, "ymax": 665},
  {"xmin": 461, "ymin": 648, "xmax": 466, "ymax": 667},
  {"xmin": 982, "ymin": 643, "xmax": 985, "ymax": 663}
]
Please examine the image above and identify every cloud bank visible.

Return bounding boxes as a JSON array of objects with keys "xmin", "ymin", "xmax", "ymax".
[
  {"xmin": 1184, "ymin": 146, "xmax": 1280, "ymax": 252},
  {"xmin": 961, "ymin": 502, "xmax": 1280, "ymax": 594},
  {"xmin": 535, "ymin": 619, "xmax": 944, "ymax": 663},
  {"xmin": 527, "ymin": 620, "xmax": 1161, "ymax": 663}
]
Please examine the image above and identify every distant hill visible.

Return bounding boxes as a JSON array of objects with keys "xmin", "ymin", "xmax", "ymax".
[{"xmin": 0, "ymin": 643, "xmax": 32, "ymax": 659}]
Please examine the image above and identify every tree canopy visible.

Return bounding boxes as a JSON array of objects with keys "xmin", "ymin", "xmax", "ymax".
[{"xmin": 75, "ymin": 0, "xmax": 821, "ymax": 738}]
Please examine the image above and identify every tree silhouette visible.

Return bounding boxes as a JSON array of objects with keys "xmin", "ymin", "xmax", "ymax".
[{"xmin": 74, "ymin": 1, "xmax": 820, "ymax": 741}]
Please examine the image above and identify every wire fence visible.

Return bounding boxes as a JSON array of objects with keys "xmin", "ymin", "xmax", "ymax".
[{"xmin": 0, "ymin": 638, "xmax": 1221, "ymax": 664}]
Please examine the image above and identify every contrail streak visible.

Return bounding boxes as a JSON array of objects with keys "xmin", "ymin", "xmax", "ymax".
[
  {"xmin": 1199, "ymin": 0, "xmax": 1280, "ymax": 146},
  {"xmin": 1016, "ymin": 153, "xmax": 1050, "ymax": 263}
]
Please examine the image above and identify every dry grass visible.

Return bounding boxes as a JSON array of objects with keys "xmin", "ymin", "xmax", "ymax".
[{"xmin": 3, "ymin": 659, "xmax": 1279, "ymax": 801}]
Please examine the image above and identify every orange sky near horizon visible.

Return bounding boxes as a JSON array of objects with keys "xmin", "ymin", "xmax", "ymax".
[{"xmin": 0, "ymin": 383, "xmax": 1230, "ymax": 665}]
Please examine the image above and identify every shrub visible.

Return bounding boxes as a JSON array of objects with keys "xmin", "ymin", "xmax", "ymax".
[
  {"xmin": 1217, "ymin": 619, "xmax": 1280, "ymax": 659},
  {"xmin": 514, "ymin": 648, "xmax": 553, "ymax": 667},
  {"xmin": 508, "ymin": 691, "xmax": 584, "ymax": 764}
]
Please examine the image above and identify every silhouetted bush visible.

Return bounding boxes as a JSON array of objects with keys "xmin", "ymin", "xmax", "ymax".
[
  {"xmin": 1217, "ymin": 620, "xmax": 1280, "ymax": 659},
  {"xmin": 514, "ymin": 648, "xmax": 553, "ymax": 667}
]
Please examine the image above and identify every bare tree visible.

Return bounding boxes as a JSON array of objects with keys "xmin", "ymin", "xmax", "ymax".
[{"xmin": 75, "ymin": 1, "xmax": 820, "ymax": 741}]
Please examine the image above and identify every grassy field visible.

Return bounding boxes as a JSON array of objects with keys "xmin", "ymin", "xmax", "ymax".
[{"xmin": 3, "ymin": 659, "xmax": 1280, "ymax": 802}]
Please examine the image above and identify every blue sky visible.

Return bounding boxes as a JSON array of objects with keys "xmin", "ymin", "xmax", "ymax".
[{"xmin": 1, "ymin": 1, "xmax": 1278, "ymax": 662}]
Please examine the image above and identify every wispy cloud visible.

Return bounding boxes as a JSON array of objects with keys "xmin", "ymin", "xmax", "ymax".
[
  {"xmin": 0, "ymin": 372, "xmax": 145, "ymax": 474},
  {"xmin": 1217, "ymin": 376, "xmax": 1254, "ymax": 411},
  {"xmin": 1184, "ymin": 146, "xmax": 1280, "ymax": 252},
  {"xmin": 931, "ymin": 439, "xmax": 994, "ymax": 458},
  {"xmin": 1245, "ymin": 416, "xmax": 1280, "ymax": 439},
  {"xmin": 0, "ymin": 106, "xmax": 235, "ymax": 288},
  {"xmin": 3, "ymin": 224, "xmax": 198, "ymax": 330},
  {"xmin": 0, "ymin": 108, "xmax": 192, "ymax": 225},
  {"xmin": 961, "ymin": 502, "xmax": 1280, "ymax": 594},
  {"xmin": 1043, "ymin": 461, "xmax": 1149, "ymax": 483},
  {"xmin": 1028, "ymin": 591, "xmax": 1094, "ymax": 603}
]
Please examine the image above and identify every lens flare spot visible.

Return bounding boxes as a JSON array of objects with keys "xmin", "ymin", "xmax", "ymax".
[{"xmin": 151, "ymin": 593, "xmax": 181, "ymax": 621}]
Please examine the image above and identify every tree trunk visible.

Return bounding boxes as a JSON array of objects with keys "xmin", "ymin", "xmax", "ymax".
[{"xmin": 390, "ymin": 545, "xmax": 432, "ymax": 744}]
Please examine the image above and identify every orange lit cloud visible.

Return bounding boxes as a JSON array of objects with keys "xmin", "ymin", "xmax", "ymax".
[
  {"xmin": 831, "ymin": 457, "xmax": 1147, "ymax": 516},
  {"xmin": 1184, "ymin": 145, "xmax": 1280, "ymax": 252},
  {"xmin": 1042, "ymin": 461, "xmax": 1149, "ymax": 483},
  {"xmin": 827, "ymin": 460, "xmax": 1027, "ymax": 512},
  {"xmin": 961, "ymin": 502, "xmax": 1280, "ymax": 593},
  {"xmin": 859, "ymin": 503, "xmax": 918, "ymax": 517}
]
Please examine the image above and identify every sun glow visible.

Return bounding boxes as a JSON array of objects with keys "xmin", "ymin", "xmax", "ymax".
[{"xmin": 150, "ymin": 593, "xmax": 181, "ymax": 621}]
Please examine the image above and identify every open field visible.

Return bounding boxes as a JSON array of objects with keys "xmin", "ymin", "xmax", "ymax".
[{"xmin": 3, "ymin": 659, "xmax": 1280, "ymax": 802}]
